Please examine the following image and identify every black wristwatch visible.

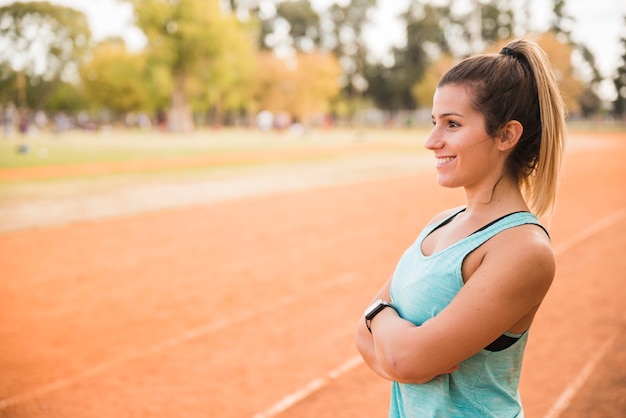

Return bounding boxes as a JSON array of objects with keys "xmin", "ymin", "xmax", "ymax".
[{"xmin": 364, "ymin": 299, "xmax": 396, "ymax": 333}]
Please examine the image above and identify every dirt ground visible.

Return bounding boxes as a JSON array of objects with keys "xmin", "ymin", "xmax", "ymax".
[{"xmin": 0, "ymin": 131, "xmax": 625, "ymax": 417}]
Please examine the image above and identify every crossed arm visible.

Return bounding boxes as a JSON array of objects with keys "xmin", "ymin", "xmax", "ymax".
[{"xmin": 355, "ymin": 227, "xmax": 555, "ymax": 384}]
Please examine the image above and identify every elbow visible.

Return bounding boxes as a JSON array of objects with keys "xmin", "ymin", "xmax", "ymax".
[
  {"xmin": 386, "ymin": 363, "xmax": 442, "ymax": 384},
  {"xmin": 355, "ymin": 323, "xmax": 371, "ymax": 357},
  {"xmin": 378, "ymin": 352, "xmax": 437, "ymax": 384}
]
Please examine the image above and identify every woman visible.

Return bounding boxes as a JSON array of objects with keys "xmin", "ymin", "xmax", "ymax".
[{"xmin": 355, "ymin": 37, "xmax": 566, "ymax": 417}]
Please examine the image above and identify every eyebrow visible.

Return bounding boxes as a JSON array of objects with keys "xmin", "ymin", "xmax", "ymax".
[{"xmin": 432, "ymin": 112, "xmax": 464, "ymax": 119}]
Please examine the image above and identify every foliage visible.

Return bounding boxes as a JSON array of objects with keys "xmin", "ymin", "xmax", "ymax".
[
  {"xmin": 259, "ymin": 0, "xmax": 321, "ymax": 52},
  {"xmin": 45, "ymin": 80, "xmax": 88, "ymax": 112},
  {"xmin": 366, "ymin": 3, "xmax": 450, "ymax": 111},
  {"xmin": 480, "ymin": 2, "xmax": 514, "ymax": 44},
  {"xmin": 255, "ymin": 51, "xmax": 341, "ymax": 123},
  {"xmin": 190, "ymin": 19, "xmax": 259, "ymax": 120},
  {"xmin": 252, "ymin": 0, "xmax": 374, "ymax": 117},
  {"xmin": 128, "ymin": 0, "xmax": 254, "ymax": 130},
  {"xmin": 0, "ymin": 1, "xmax": 92, "ymax": 109},
  {"xmin": 411, "ymin": 55, "xmax": 456, "ymax": 109},
  {"xmin": 326, "ymin": 0, "xmax": 376, "ymax": 100},
  {"xmin": 613, "ymin": 17, "xmax": 626, "ymax": 119},
  {"xmin": 537, "ymin": 32, "xmax": 584, "ymax": 115},
  {"xmin": 549, "ymin": 0, "xmax": 601, "ymax": 114},
  {"xmin": 0, "ymin": 0, "xmax": 616, "ymax": 123},
  {"xmin": 80, "ymin": 40, "xmax": 156, "ymax": 116}
]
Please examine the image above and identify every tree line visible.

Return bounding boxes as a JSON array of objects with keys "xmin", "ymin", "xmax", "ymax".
[{"xmin": 0, "ymin": 0, "xmax": 625, "ymax": 131}]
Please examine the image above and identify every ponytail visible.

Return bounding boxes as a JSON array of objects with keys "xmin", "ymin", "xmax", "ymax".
[{"xmin": 507, "ymin": 38, "xmax": 566, "ymax": 219}]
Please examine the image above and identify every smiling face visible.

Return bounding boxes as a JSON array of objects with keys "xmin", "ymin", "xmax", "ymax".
[{"xmin": 425, "ymin": 84, "xmax": 505, "ymax": 192}]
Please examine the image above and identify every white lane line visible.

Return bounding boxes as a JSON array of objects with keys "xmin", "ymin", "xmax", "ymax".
[
  {"xmin": 0, "ymin": 274, "xmax": 357, "ymax": 409},
  {"xmin": 541, "ymin": 207, "xmax": 626, "ymax": 418},
  {"xmin": 542, "ymin": 335, "xmax": 617, "ymax": 418},
  {"xmin": 553, "ymin": 208, "xmax": 626, "ymax": 255},
  {"xmin": 252, "ymin": 356, "xmax": 364, "ymax": 418},
  {"xmin": 253, "ymin": 208, "xmax": 626, "ymax": 418}
]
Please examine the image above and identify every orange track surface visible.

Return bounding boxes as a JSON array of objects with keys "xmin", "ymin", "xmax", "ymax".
[{"xmin": 1, "ymin": 132, "xmax": 625, "ymax": 417}]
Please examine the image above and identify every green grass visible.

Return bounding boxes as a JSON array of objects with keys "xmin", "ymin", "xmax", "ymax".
[
  {"xmin": 0, "ymin": 127, "xmax": 428, "ymax": 170},
  {"xmin": 0, "ymin": 130, "xmax": 261, "ymax": 169}
]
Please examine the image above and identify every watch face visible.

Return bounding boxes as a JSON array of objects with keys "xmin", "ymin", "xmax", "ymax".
[
  {"xmin": 365, "ymin": 299, "xmax": 383, "ymax": 316},
  {"xmin": 365, "ymin": 299, "xmax": 389, "ymax": 320}
]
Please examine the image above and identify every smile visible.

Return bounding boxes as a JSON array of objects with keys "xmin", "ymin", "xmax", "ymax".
[{"xmin": 436, "ymin": 157, "xmax": 455, "ymax": 165}]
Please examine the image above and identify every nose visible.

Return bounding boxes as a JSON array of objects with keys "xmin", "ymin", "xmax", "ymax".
[{"xmin": 424, "ymin": 126, "xmax": 443, "ymax": 151}]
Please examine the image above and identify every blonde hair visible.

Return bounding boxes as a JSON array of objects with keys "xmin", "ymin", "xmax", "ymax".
[{"xmin": 438, "ymin": 37, "xmax": 566, "ymax": 219}]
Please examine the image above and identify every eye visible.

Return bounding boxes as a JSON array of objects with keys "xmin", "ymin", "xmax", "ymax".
[{"xmin": 447, "ymin": 120, "xmax": 460, "ymax": 128}]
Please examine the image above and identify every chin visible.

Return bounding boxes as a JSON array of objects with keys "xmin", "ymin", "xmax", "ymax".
[{"xmin": 436, "ymin": 176, "xmax": 459, "ymax": 188}]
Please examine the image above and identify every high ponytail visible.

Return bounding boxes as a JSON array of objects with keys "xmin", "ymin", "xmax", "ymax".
[
  {"xmin": 506, "ymin": 38, "xmax": 566, "ymax": 219},
  {"xmin": 438, "ymin": 36, "xmax": 566, "ymax": 219}
]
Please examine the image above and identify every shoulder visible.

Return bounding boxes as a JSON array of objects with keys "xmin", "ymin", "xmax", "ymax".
[
  {"xmin": 493, "ymin": 222, "xmax": 553, "ymax": 260},
  {"xmin": 482, "ymin": 223, "xmax": 555, "ymax": 290}
]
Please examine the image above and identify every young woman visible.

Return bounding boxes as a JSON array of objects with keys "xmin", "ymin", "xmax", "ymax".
[{"xmin": 356, "ymin": 37, "xmax": 566, "ymax": 417}]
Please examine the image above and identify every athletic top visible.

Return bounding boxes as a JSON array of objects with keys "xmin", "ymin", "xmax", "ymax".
[{"xmin": 388, "ymin": 209, "xmax": 547, "ymax": 418}]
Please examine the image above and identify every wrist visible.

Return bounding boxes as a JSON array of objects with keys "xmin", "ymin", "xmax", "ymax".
[{"xmin": 364, "ymin": 299, "xmax": 396, "ymax": 333}]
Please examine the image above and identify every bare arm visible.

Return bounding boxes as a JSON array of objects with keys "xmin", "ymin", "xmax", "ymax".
[
  {"xmin": 355, "ymin": 277, "xmax": 395, "ymax": 380},
  {"xmin": 368, "ymin": 226, "xmax": 555, "ymax": 383}
]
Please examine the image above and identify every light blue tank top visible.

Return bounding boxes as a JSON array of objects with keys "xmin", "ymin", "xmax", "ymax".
[{"xmin": 388, "ymin": 209, "xmax": 547, "ymax": 418}]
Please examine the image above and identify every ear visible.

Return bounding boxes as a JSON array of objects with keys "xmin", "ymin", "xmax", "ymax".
[{"xmin": 497, "ymin": 120, "xmax": 523, "ymax": 152}]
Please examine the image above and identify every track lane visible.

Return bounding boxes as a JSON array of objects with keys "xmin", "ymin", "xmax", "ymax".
[{"xmin": 1, "ymin": 133, "xmax": 624, "ymax": 418}]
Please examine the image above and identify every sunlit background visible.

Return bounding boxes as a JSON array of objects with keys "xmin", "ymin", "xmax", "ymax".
[
  {"xmin": 0, "ymin": 0, "xmax": 625, "ymax": 133},
  {"xmin": 54, "ymin": 0, "xmax": 626, "ymax": 102}
]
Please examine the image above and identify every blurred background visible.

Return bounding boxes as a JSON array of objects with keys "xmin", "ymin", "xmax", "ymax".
[{"xmin": 0, "ymin": 0, "xmax": 625, "ymax": 135}]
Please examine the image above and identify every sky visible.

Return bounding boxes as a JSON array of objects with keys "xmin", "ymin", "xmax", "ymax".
[{"xmin": 1, "ymin": 0, "xmax": 624, "ymax": 99}]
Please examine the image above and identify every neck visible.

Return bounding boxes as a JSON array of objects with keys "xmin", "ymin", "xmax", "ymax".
[{"xmin": 463, "ymin": 175, "xmax": 528, "ymax": 218}]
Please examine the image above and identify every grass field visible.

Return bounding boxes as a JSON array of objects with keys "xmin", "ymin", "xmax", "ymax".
[{"xmin": 0, "ymin": 128, "xmax": 428, "ymax": 170}]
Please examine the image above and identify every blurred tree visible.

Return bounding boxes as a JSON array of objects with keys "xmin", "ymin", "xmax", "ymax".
[
  {"xmin": 613, "ymin": 19, "xmax": 626, "ymax": 120},
  {"xmin": 575, "ymin": 44, "xmax": 602, "ymax": 117},
  {"xmin": 366, "ymin": 3, "xmax": 450, "ymax": 110},
  {"xmin": 549, "ymin": 0, "xmax": 602, "ymax": 116},
  {"xmin": 45, "ymin": 80, "xmax": 87, "ymax": 113},
  {"xmin": 0, "ymin": 1, "xmax": 91, "ymax": 110},
  {"xmin": 250, "ymin": 0, "xmax": 377, "ymax": 122},
  {"xmin": 259, "ymin": 0, "xmax": 321, "ymax": 53},
  {"xmin": 277, "ymin": 0, "xmax": 321, "ymax": 51},
  {"xmin": 326, "ymin": 0, "xmax": 376, "ymax": 116},
  {"xmin": 127, "ymin": 0, "xmax": 254, "ymax": 131},
  {"xmin": 480, "ymin": 1, "xmax": 514, "ymax": 45},
  {"xmin": 549, "ymin": 0, "xmax": 573, "ymax": 42},
  {"xmin": 255, "ymin": 50, "xmax": 341, "ymax": 124},
  {"xmin": 537, "ymin": 33, "xmax": 585, "ymax": 114},
  {"xmin": 411, "ymin": 55, "xmax": 456, "ymax": 110},
  {"xmin": 79, "ymin": 39, "xmax": 157, "ymax": 118},
  {"xmin": 192, "ymin": 19, "xmax": 259, "ymax": 126},
  {"xmin": 430, "ymin": 0, "xmax": 516, "ymax": 57}
]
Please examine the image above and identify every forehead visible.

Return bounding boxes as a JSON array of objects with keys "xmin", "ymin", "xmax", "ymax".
[{"xmin": 432, "ymin": 84, "xmax": 476, "ymax": 115}]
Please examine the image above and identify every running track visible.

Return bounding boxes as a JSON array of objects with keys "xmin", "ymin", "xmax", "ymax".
[{"xmin": 0, "ymin": 132, "xmax": 624, "ymax": 417}]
